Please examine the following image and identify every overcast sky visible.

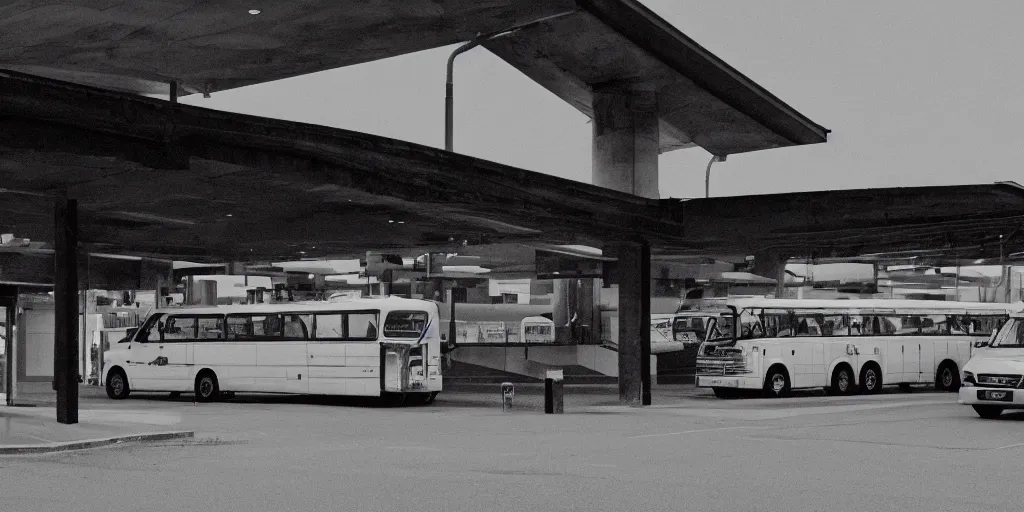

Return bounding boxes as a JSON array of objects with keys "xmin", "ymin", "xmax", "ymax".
[{"xmin": 180, "ymin": 0, "xmax": 1024, "ymax": 199}]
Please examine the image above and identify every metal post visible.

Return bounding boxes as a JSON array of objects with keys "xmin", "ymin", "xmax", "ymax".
[
  {"xmin": 54, "ymin": 192, "xmax": 79, "ymax": 424},
  {"xmin": 169, "ymin": 81, "xmax": 178, "ymax": 103},
  {"xmin": 544, "ymin": 370, "xmax": 564, "ymax": 414},
  {"xmin": 445, "ymin": 39, "xmax": 482, "ymax": 152},
  {"xmin": 704, "ymin": 155, "xmax": 725, "ymax": 198},
  {"xmin": 442, "ymin": 10, "xmax": 579, "ymax": 152}
]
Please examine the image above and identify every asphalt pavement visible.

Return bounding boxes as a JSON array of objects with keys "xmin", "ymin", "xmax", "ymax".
[{"xmin": 1, "ymin": 385, "xmax": 1022, "ymax": 512}]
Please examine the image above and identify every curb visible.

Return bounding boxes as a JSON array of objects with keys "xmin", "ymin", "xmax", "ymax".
[{"xmin": 0, "ymin": 430, "xmax": 196, "ymax": 455}]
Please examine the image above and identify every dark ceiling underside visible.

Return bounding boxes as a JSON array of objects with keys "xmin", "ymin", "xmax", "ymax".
[
  {"xmin": 0, "ymin": 72, "xmax": 1021, "ymax": 267},
  {"xmin": 0, "ymin": 0, "xmax": 827, "ymax": 156}
]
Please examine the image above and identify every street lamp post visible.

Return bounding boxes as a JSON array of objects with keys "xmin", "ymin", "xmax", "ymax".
[{"xmin": 705, "ymin": 155, "xmax": 726, "ymax": 198}]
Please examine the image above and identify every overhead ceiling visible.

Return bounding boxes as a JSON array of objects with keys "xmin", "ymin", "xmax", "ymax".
[
  {"xmin": 0, "ymin": 72, "xmax": 1020, "ymax": 272},
  {"xmin": 660, "ymin": 182, "xmax": 1024, "ymax": 262},
  {"xmin": 0, "ymin": 70, "xmax": 690, "ymax": 262},
  {"xmin": 0, "ymin": 0, "xmax": 827, "ymax": 156}
]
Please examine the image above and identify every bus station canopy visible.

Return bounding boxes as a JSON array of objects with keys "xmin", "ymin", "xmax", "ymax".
[{"xmin": 2, "ymin": 72, "xmax": 1024, "ymax": 267}]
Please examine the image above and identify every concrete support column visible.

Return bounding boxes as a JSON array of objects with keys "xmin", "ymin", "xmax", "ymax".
[
  {"xmin": 1, "ymin": 286, "xmax": 17, "ymax": 405},
  {"xmin": 592, "ymin": 88, "xmax": 660, "ymax": 199},
  {"xmin": 752, "ymin": 250, "xmax": 788, "ymax": 299},
  {"xmin": 609, "ymin": 239, "xmax": 651, "ymax": 405},
  {"xmin": 54, "ymin": 193, "xmax": 79, "ymax": 424}
]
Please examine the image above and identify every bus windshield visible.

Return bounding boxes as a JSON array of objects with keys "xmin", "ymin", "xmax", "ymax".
[{"xmin": 674, "ymin": 314, "xmax": 734, "ymax": 344}]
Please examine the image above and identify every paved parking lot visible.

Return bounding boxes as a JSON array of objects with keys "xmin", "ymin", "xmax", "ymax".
[{"xmin": 2, "ymin": 386, "xmax": 1022, "ymax": 512}]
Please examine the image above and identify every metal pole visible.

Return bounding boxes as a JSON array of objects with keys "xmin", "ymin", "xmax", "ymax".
[
  {"xmin": 443, "ymin": 10, "xmax": 579, "ymax": 152},
  {"xmin": 445, "ymin": 39, "xmax": 482, "ymax": 152},
  {"xmin": 54, "ymin": 191, "xmax": 79, "ymax": 424},
  {"xmin": 704, "ymin": 155, "xmax": 725, "ymax": 198},
  {"xmin": 169, "ymin": 81, "xmax": 178, "ymax": 103}
]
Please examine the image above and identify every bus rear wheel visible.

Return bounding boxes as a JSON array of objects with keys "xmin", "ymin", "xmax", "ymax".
[
  {"xmin": 935, "ymin": 362, "xmax": 961, "ymax": 392},
  {"xmin": 859, "ymin": 364, "xmax": 882, "ymax": 394},
  {"xmin": 829, "ymin": 365, "xmax": 855, "ymax": 396},
  {"xmin": 194, "ymin": 371, "xmax": 220, "ymax": 402}
]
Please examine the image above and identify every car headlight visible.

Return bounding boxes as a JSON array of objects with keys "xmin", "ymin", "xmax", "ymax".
[{"xmin": 962, "ymin": 370, "xmax": 976, "ymax": 386}]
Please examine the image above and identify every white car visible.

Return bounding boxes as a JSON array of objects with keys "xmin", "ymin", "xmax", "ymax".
[{"xmin": 959, "ymin": 314, "xmax": 1024, "ymax": 419}]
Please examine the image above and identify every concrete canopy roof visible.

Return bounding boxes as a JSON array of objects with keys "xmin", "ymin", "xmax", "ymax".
[
  {"xmin": 661, "ymin": 182, "xmax": 1024, "ymax": 263},
  {"xmin": 0, "ymin": 0, "xmax": 827, "ymax": 156},
  {"xmin": 0, "ymin": 71, "xmax": 692, "ymax": 262}
]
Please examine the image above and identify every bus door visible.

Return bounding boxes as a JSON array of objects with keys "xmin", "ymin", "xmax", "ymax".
[{"xmin": 156, "ymin": 315, "xmax": 194, "ymax": 383}]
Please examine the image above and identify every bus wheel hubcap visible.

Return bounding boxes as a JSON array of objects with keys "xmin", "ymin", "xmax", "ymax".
[
  {"xmin": 943, "ymin": 370, "xmax": 953, "ymax": 387},
  {"xmin": 838, "ymin": 372, "xmax": 849, "ymax": 390},
  {"xmin": 772, "ymin": 375, "xmax": 785, "ymax": 392},
  {"xmin": 112, "ymin": 376, "xmax": 123, "ymax": 395},
  {"xmin": 201, "ymin": 380, "xmax": 212, "ymax": 396},
  {"xmin": 866, "ymin": 371, "xmax": 876, "ymax": 389}
]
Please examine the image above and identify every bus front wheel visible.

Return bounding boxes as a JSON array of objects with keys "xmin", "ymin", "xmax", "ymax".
[{"xmin": 763, "ymin": 366, "xmax": 791, "ymax": 398}]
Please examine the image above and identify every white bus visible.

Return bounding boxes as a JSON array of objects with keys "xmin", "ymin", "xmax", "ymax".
[
  {"xmin": 695, "ymin": 298, "xmax": 1019, "ymax": 398},
  {"xmin": 102, "ymin": 297, "xmax": 443, "ymax": 405},
  {"xmin": 958, "ymin": 310, "xmax": 1024, "ymax": 418}
]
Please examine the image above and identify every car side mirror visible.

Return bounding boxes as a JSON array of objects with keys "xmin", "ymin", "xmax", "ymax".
[
  {"xmin": 121, "ymin": 327, "xmax": 139, "ymax": 343},
  {"xmin": 973, "ymin": 340, "xmax": 990, "ymax": 349}
]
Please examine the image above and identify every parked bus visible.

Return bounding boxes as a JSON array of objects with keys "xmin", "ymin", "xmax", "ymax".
[
  {"xmin": 695, "ymin": 298, "xmax": 1020, "ymax": 398},
  {"xmin": 958, "ymin": 310, "xmax": 1024, "ymax": 419},
  {"xmin": 102, "ymin": 297, "xmax": 442, "ymax": 405}
]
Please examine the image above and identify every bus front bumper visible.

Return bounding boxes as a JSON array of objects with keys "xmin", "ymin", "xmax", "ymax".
[
  {"xmin": 958, "ymin": 386, "xmax": 1024, "ymax": 408},
  {"xmin": 695, "ymin": 375, "xmax": 760, "ymax": 389}
]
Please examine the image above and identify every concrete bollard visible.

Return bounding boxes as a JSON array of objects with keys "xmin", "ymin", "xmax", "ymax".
[
  {"xmin": 544, "ymin": 369, "xmax": 564, "ymax": 414},
  {"xmin": 501, "ymin": 382, "xmax": 514, "ymax": 411}
]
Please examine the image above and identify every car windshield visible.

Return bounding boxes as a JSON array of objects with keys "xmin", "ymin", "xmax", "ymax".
[{"xmin": 990, "ymin": 318, "xmax": 1024, "ymax": 348}]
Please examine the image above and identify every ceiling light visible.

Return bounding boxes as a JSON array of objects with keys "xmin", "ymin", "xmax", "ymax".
[
  {"xmin": 225, "ymin": 214, "xmax": 233, "ymax": 217},
  {"xmin": 398, "ymin": 221, "xmax": 405, "ymax": 224},
  {"xmin": 248, "ymin": 9, "xmax": 261, "ymax": 15},
  {"xmin": 388, "ymin": 220, "xmax": 395, "ymax": 224}
]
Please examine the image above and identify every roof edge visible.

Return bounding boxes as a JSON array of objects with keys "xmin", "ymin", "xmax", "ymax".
[{"xmin": 578, "ymin": 0, "xmax": 830, "ymax": 150}]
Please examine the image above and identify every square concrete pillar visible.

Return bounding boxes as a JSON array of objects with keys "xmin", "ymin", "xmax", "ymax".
[
  {"xmin": 752, "ymin": 250, "xmax": 788, "ymax": 298},
  {"xmin": 592, "ymin": 88, "xmax": 660, "ymax": 199},
  {"xmin": 608, "ymin": 239, "xmax": 651, "ymax": 405}
]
